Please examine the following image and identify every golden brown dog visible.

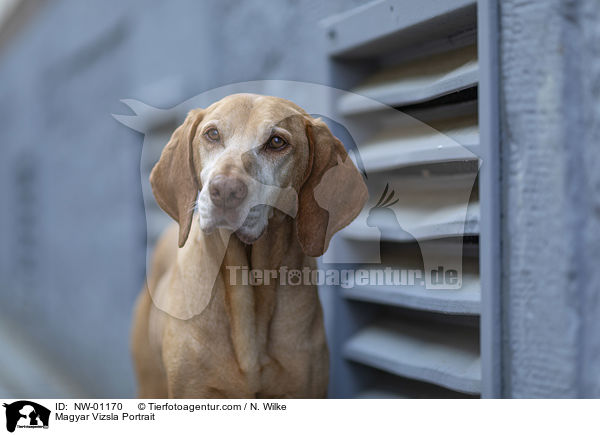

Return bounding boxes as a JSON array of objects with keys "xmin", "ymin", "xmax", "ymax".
[{"xmin": 131, "ymin": 93, "xmax": 367, "ymax": 398}]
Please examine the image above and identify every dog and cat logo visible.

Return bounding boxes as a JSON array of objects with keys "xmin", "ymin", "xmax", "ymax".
[{"xmin": 2, "ymin": 401, "xmax": 50, "ymax": 432}]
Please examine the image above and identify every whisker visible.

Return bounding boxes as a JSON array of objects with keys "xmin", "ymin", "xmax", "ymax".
[{"xmin": 187, "ymin": 199, "xmax": 198, "ymax": 214}]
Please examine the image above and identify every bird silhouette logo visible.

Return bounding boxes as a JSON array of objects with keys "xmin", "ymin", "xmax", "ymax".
[{"xmin": 113, "ymin": 80, "xmax": 479, "ymax": 315}]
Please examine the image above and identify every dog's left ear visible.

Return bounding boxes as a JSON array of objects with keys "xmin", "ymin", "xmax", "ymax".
[
  {"xmin": 150, "ymin": 109, "xmax": 204, "ymax": 248},
  {"xmin": 296, "ymin": 117, "xmax": 368, "ymax": 257}
]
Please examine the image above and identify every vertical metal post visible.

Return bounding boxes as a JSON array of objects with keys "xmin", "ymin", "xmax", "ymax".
[{"xmin": 477, "ymin": 0, "xmax": 503, "ymax": 398}]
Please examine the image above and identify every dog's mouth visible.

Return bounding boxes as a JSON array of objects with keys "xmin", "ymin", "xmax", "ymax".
[
  {"xmin": 241, "ymin": 206, "xmax": 262, "ymax": 225},
  {"xmin": 234, "ymin": 205, "xmax": 268, "ymax": 244},
  {"xmin": 197, "ymin": 198, "xmax": 248, "ymax": 233}
]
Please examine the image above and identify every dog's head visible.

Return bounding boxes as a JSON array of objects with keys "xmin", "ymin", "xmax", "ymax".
[{"xmin": 150, "ymin": 93, "xmax": 367, "ymax": 256}]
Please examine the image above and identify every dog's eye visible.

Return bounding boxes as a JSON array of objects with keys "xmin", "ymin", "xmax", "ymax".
[
  {"xmin": 267, "ymin": 135, "xmax": 287, "ymax": 150},
  {"xmin": 205, "ymin": 128, "xmax": 220, "ymax": 141}
]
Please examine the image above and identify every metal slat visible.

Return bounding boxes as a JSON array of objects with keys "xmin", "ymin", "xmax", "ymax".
[
  {"xmin": 356, "ymin": 390, "xmax": 407, "ymax": 399},
  {"xmin": 355, "ymin": 373, "xmax": 479, "ymax": 399},
  {"xmin": 338, "ymin": 45, "xmax": 478, "ymax": 115},
  {"xmin": 359, "ymin": 114, "xmax": 479, "ymax": 173},
  {"xmin": 344, "ymin": 319, "xmax": 481, "ymax": 394},
  {"xmin": 343, "ymin": 271, "xmax": 480, "ymax": 315},
  {"xmin": 341, "ymin": 201, "xmax": 479, "ymax": 242},
  {"xmin": 362, "ymin": 143, "xmax": 480, "ymax": 173},
  {"xmin": 323, "ymin": 0, "xmax": 476, "ymax": 59}
]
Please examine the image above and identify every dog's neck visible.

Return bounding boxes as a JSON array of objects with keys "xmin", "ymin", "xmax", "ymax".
[
  {"xmin": 221, "ymin": 213, "xmax": 313, "ymax": 380},
  {"xmin": 172, "ymin": 213, "xmax": 316, "ymax": 384}
]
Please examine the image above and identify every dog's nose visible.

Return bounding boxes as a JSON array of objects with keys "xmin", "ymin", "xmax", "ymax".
[{"xmin": 209, "ymin": 175, "xmax": 248, "ymax": 209}]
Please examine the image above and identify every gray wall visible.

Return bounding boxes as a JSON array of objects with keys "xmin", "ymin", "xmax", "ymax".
[
  {"xmin": 0, "ymin": 0, "xmax": 364, "ymax": 398},
  {"xmin": 500, "ymin": 0, "xmax": 600, "ymax": 398}
]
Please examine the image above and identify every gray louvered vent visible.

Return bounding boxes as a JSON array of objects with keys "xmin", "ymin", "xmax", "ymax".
[{"xmin": 324, "ymin": 0, "xmax": 482, "ymax": 398}]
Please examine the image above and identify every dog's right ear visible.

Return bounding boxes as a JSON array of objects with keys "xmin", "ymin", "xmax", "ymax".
[{"xmin": 150, "ymin": 109, "xmax": 204, "ymax": 248}]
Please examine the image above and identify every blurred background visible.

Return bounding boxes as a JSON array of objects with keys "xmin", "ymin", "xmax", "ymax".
[
  {"xmin": 0, "ymin": 0, "xmax": 367, "ymax": 398},
  {"xmin": 1, "ymin": 0, "xmax": 599, "ymax": 399}
]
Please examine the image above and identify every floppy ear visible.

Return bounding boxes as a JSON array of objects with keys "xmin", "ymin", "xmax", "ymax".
[
  {"xmin": 150, "ymin": 109, "xmax": 204, "ymax": 248},
  {"xmin": 296, "ymin": 117, "xmax": 368, "ymax": 257}
]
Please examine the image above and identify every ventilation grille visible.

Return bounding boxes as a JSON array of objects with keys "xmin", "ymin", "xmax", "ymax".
[{"xmin": 325, "ymin": 0, "xmax": 481, "ymax": 398}]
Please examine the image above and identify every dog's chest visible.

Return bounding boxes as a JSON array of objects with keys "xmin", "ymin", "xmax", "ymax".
[{"xmin": 184, "ymin": 284, "xmax": 325, "ymax": 397}]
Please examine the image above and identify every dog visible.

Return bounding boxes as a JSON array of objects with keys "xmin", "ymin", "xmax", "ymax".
[{"xmin": 131, "ymin": 93, "xmax": 368, "ymax": 398}]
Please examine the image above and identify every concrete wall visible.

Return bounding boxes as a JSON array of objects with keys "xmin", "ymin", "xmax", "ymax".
[
  {"xmin": 500, "ymin": 0, "xmax": 600, "ymax": 398},
  {"xmin": 0, "ymin": 0, "xmax": 364, "ymax": 398}
]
